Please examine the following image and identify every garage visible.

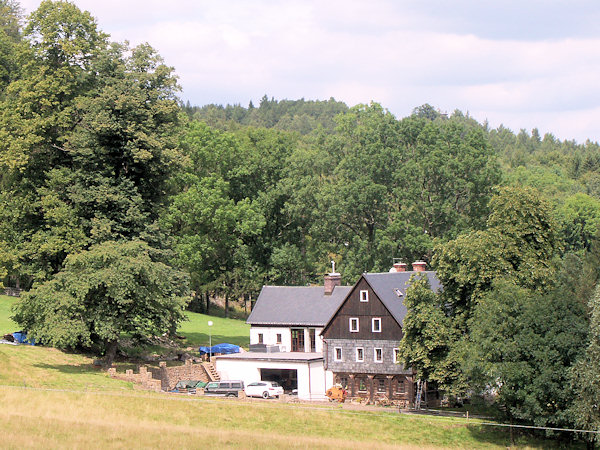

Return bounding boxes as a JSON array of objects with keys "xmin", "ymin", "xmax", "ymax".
[
  {"xmin": 260, "ymin": 368, "xmax": 297, "ymax": 393},
  {"xmin": 214, "ymin": 352, "xmax": 333, "ymax": 401}
]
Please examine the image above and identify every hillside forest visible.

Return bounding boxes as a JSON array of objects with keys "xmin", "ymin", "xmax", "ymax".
[{"xmin": 1, "ymin": 0, "xmax": 600, "ymax": 442}]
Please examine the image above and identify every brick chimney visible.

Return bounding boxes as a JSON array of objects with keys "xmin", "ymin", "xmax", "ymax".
[
  {"xmin": 392, "ymin": 262, "xmax": 407, "ymax": 272},
  {"xmin": 412, "ymin": 261, "xmax": 427, "ymax": 272},
  {"xmin": 324, "ymin": 273, "xmax": 341, "ymax": 295}
]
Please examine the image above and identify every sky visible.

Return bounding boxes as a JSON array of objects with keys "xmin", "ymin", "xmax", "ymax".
[{"xmin": 18, "ymin": 0, "xmax": 600, "ymax": 143}]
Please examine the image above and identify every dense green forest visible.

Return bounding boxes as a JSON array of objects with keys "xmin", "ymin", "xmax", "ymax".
[{"xmin": 1, "ymin": 0, "xmax": 600, "ymax": 441}]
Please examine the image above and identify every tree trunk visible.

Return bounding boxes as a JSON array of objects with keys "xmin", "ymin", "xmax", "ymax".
[
  {"xmin": 206, "ymin": 292, "xmax": 210, "ymax": 315},
  {"xmin": 509, "ymin": 415, "xmax": 514, "ymax": 447},
  {"xmin": 225, "ymin": 295, "xmax": 229, "ymax": 318},
  {"xmin": 103, "ymin": 339, "xmax": 118, "ymax": 367}
]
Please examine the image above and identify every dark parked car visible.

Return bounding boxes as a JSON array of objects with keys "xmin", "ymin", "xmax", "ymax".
[{"xmin": 203, "ymin": 380, "xmax": 244, "ymax": 397}]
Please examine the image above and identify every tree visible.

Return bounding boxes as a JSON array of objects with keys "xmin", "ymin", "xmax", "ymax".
[
  {"xmin": 397, "ymin": 274, "xmax": 458, "ymax": 392},
  {"xmin": 571, "ymin": 285, "xmax": 600, "ymax": 448},
  {"xmin": 0, "ymin": 1, "xmax": 183, "ymax": 285},
  {"xmin": 164, "ymin": 175, "xmax": 265, "ymax": 317},
  {"xmin": 12, "ymin": 240, "xmax": 189, "ymax": 366},
  {"xmin": 434, "ymin": 186, "xmax": 561, "ymax": 324},
  {"xmin": 466, "ymin": 279, "xmax": 587, "ymax": 442}
]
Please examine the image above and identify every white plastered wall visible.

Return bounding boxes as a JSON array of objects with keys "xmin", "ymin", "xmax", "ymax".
[
  {"xmin": 215, "ymin": 357, "xmax": 334, "ymax": 401},
  {"xmin": 250, "ymin": 326, "xmax": 325, "ymax": 352}
]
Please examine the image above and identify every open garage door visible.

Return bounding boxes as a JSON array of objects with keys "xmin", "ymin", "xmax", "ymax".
[{"xmin": 260, "ymin": 368, "xmax": 297, "ymax": 393}]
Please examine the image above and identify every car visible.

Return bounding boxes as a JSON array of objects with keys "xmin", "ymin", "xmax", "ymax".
[
  {"xmin": 244, "ymin": 381, "xmax": 284, "ymax": 399},
  {"xmin": 203, "ymin": 380, "xmax": 244, "ymax": 397}
]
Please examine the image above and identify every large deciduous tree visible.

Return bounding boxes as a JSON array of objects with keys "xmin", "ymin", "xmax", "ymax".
[
  {"xmin": 12, "ymin": 240, "xmax": 189, "ymax": 366},
  {"xmin": 571, "ymin": 286, "xmax": 600, "ymax": 448},
  {"xmin": 0, "ymin": 1, "xmax": 183, "ymax": 286},
  {"xmin": 466, "ymin": 279, "xmax": 586, "ymax": 441}
]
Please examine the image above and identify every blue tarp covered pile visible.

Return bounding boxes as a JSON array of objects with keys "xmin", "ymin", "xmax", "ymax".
[
  {"xmin": 12, "ymin": 331, "xmax": 36, "ymax": 345},
  {"xmin": 198, "ymin": 343, "xmax": 240, "ymax": 355}
]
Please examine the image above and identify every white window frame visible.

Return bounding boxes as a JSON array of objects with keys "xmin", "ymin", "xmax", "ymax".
[
  {"xmin": 374, "ymin": 347, "xmax": 383, "ymax": 363},
  {"xmin": 359, "ymin": 290, "xmax": 369, "ymax": 302},
  {"xmin": 372, "ymin": 317, "xmax": 382, "ymax": 333},
  {"xmin": 394, "ymin": 348, "xmax": 400, "ymax": 364},
  {"xmin": 349, "ymin": 317, "xmax": 359, "ymax": 333},
  {"xmin": 356, "ymin": 347, "xmax": 364, "ymax": 362},
  {"xmin": 334, "ymin": 347, "xmax": 343, "ymax": 362}
]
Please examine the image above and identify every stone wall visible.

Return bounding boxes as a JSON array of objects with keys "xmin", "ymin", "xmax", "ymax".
[{"xmin": 108, "ymin": 359, "xmax": 211, "ymax": 391}]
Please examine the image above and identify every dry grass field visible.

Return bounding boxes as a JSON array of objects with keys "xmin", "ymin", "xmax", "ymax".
[{"xmin": 0, "ymin": 385, "xmax": 554, "ymax": 449}]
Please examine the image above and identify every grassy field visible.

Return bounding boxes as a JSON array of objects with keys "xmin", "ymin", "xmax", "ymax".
[
  {"xmin": 0, "ymin": 385, "xmax": 561, "ymax": 449},
  {"xmin": 0, "ymin": 295, "xmax": 576, "ymax": 448},
  {"xmin": 179, "ymin": 311, "xmax": 250, "ymax": 348},
  {"xmin": 0, "ymin": 294, "xmax": 18, "ymax": 335}
]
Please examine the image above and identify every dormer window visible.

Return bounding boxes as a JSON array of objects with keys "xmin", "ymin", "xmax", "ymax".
[{"xmin": 360, "ymin": 290, "xmax": 369, "ymax": 302}]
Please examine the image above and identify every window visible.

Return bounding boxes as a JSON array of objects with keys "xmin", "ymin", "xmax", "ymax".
[
  {"xmin": 360, "ymin": 290, "xmax": 369, "ymax": 302},
  {"xmin": 374, "ymin": 347, "xmax": 383, "ymax": 363},
  {"xmin": 276, "ymin": 333, "xmax": 282, "ymax": 344},
  {"xmin": 340, "ymin": 377, "xmax": 348, "ymax": 389},
  {"xmin": 349, "ymin": 317, "xmax": 359, "ymax": 332},
  {"xmin": 377, "ymin": 378, "xmax": 386, "ymax": 392},
  {"xmin": 393, "ymin": 348, "xmax": 400, "ymax": 364},
  {"xmin": 356, "ymin": 347, "xmax": 364, "ymax": 362},
  {"xmin": 372, "ymin": 318, "xmax": 381, "ymax": 333},
  {"xmin": 258, "ymin": 333, "xmax": 263, "ymax": 344},
  {"xmin": 397, "ymin": 379, "xmax": 406, "ymax": 394},
  {"xmin": 394, "ymin": 288, "xmax": 403, "ymax": 297},
  {"xmin": 358, "ymin": 378, "xmax": 367, "ymax": 392},
  {"xmin": 334, "ymin": 347, "xmax": 343, "ymax": 361}
]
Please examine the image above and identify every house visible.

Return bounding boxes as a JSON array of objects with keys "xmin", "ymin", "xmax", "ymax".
[
  {"xmin": 214, "ymin": 262, "xmax": 442, "ymax": 404},
  {"xmin": 321, "ymin": 261, "xmax": 441, "ymax": 405},
  {"xmin": 214, "ymin": 272, "xmax": 351, "ymax": 400},
  {"xmin": 246, "ymin": 272, "xmax": 351, "ymax": 352}
]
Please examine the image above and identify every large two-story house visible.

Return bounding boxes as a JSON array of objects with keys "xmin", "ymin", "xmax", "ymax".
[{"xmin": 214, "ymin": 262, "xmax": 441, "ymax": 404}]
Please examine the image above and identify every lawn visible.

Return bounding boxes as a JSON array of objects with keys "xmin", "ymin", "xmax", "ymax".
[
  {"xmin": 0, "ymin": 386, "xmax": 563, "ymax": 449},
  {"xmin": 179, "ymin": 311, "xmax": 250, "ymax": 349},
  {"xmin": 0, "ymin": 294, "xmax": 18, "ymax": 335}
]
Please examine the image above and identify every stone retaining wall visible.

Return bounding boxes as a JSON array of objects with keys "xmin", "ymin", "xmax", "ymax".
[{"xmin": 108, "ymin": 359, "xmax": 211, "ymax": 391}]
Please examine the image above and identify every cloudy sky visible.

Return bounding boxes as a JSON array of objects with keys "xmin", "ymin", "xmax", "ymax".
[{"xmin": 19, "ymin": 0, "xmax": 600, "ymax": 143}]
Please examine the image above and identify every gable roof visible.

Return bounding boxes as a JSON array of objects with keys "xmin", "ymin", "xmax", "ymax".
[
  {"xmin": 247, "ymin": 285, "xmax": 352, "ymax": 327},
  {"xmin": 321, "ymin": 271, "xmax": 442, "ymax": 335},
  {"xmin": 363, "ymin": 271, "xmax": 442, "ymax": 326}
]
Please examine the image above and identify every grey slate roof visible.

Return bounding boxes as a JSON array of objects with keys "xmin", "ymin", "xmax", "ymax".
[
  {"xmin": 363, "ymin": 271, "xmax": 442, "ymax": 327},
  {"xmin": 247, "ymin": 285, "xmax": 352, "ymax": 326}
]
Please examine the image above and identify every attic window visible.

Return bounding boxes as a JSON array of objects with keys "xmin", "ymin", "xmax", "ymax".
[
  {"xmin": 394, "ymin": 288, "xmax": 403, "ymax": 297},
  {"xmin": 360, "ymin": 290, "xmax": 369, "ymax": 302}
]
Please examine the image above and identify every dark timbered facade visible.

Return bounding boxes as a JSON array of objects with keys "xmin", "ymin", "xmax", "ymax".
[{"xmin": 322, "ymin": 269, "xmax": 441, "ymax": 405}]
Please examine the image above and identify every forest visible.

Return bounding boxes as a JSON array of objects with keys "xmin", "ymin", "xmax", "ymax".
[{"xmin": 1, "ymin": 0, "xmax": 600, "ymax": 442}]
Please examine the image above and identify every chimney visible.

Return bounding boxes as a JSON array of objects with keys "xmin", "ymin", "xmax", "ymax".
[
  {"xmin": 412, "ymin": 261, "xmax": 427, "ymax": 272},
  {"xmin": 324, "ymin": 273, "xmax": 341, "ymax": 295},
  {"xmin": 392, "ymin": 262, "xmax": 407, "ymax": 272}
]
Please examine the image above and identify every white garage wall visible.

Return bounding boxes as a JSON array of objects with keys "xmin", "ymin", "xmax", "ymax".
[{"xmin": 215, "ymin": 357, "xmax": 332, "ymax": 401}]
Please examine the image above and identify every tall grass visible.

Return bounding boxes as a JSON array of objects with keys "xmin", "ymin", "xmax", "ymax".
[{"xmin": 0, "ymin": 387, "xmax": 558, "ymax": 449}]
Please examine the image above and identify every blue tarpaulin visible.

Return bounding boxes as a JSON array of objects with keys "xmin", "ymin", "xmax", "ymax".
[
  {"xmin": 198, "ymin": 343, "xmax": 240, "ymax": 355},
  {"xmin": 12, "ymin": 331, "xmax": 36, "ymax": 345}
]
